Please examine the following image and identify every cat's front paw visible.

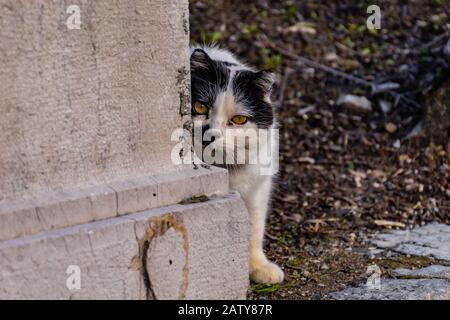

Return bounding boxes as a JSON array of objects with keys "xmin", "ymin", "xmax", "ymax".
[{"xmin": 250, "ymin": 262, "xmax": 284, "ymax": 284}]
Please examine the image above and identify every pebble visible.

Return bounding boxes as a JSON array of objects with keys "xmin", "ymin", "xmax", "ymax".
[
  {"xmin": 321, "ymin": 264, "xmax": 330, "ymax": 271},
  {"xmin": 379, "ymin": 100, "xmax": 392, "ymax": 114},
  {"xmin": 336, "ymin": 94, "xmax": 372, "ymax": 113},
  {"xmin": 384, "ymin": 181, "xmax": 393, "ymax": 191},
  {"xmin": 384, "ymin": 122, "xmax": 397, "ymax": 133}
]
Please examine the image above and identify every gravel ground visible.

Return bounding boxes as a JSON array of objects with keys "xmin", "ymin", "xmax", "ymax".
[{"xmin": 189, "ymin": 0, "xmax": 449, "ymax": 299}]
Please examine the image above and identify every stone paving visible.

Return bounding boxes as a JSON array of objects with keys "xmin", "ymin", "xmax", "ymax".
[
  {"xmin": 330, "ymin": 223, "xmax": 450, "ymax": 300},
  {"xmin": 393, "ymin": 265, "xmax": 450, "ymax": 280},
  {"xmin": 371, "ymin": 223, "xmax": 450, "ymax": 261}
]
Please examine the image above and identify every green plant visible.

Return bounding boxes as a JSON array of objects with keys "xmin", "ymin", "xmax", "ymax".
[
  {"xmin": 251, "ymin": 283, "xmax": 281, "ymax": 293},
  {"xmin": 260, "ymin": 48, "xmax": 282, "ymax": 70},
  {"xmin": 277, "ymin": 231, "xmax": 291, "ymax": 246},
  {"xmin": 282, "ymin": 3, "xmax": 297, "ymax": 20},
  {"xmin": 243, "ymin": 23, "xmax": 258, "ymax": 36},
  {"xmin": 200, "ymin": 30, "xmax": 223, "ymax": 43}
]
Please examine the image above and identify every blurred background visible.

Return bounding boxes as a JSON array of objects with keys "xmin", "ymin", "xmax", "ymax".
[{"xmin": 189, "ymin": 0, "xmax": 449, "ymax": 299}]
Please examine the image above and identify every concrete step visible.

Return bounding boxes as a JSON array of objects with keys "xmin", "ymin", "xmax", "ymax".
[
  {"xmin": 0, "ymin": 191, "xmax": 249, "ymax": 299},
  {"xmin": 0, "ymin": 166, "xmax": 228, "ymax": 241}
]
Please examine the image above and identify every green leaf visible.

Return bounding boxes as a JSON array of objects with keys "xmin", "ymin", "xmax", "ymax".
[
  {"xmin": 210, "ymin": 31, "xmax": 222, "ymax": 42},
  {"xmin": 282, "ymin": 3, "xmax": 296, "ymax": 19},
  {"xmin": 199, "ymin": 31, "xmax": 222, "ymax": 43},
  {"xmin": 343, "ymin": 37, "xmax": 355, "ymax": 48},
  {"xmin": 200, "ymin": 30, "xmax": 207, "ymax": 43},
  {"xmin": 259, "ymin": 48, "xmax": 282, "ymax": 70},
  {"xmin": 251, "ymin": 283, "xmax": 281, "ymax": 293},
  {"xmin": 368, "ymin": 28, "xmax": 378, "ymax": 36},
  {"xmin": 243, "ymin": 23, "xmax": 258, "ymax": 35},
  {"xmin": 357, "ymin": 25, "xmax": 366, "ymax": 33},
  {"xmin": 386, "ymin": 59, "xmax": 395, "ymax": 66},
  {"xmin": 361, "ymin": 47, "xmax": 371, "ymax": 56}
]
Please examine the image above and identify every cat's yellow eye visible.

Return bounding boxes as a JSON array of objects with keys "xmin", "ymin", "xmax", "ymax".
[
  {"xmin": 230, "ymin": 115, "xmax": 248, "ymax": 125},
  {"xmin": 194, "ymin": 101, "xmax": 208, "ymax": 115}
]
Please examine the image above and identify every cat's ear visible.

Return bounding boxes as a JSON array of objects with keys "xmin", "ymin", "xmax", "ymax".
[
  {"xmin": 254, "ymin": 70, "xmax": 276, "ymax": 96},
  {"xmin": 190, "ymin": 49, "xmax": 214, "ymax": 71}
]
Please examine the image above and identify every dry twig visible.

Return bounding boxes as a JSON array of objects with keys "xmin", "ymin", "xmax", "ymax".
[{"xmin": 263, "ymin": 39, "xmax": 423, "ymax": 110}]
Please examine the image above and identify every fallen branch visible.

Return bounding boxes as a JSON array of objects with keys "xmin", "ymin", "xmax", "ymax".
[
  {"xmin": 269, "ymin": 42, "xmax": 372, "ymax": 87},
  {"xmin": 264, "ymin": 232, "xmax": 279, "ymax": 241},
  {"xmin": 264, "ymin": 40, "xmax": 423, "ymax": 110},
  {"xmin": 373, "ymin": 219, "xmax": 406, "ymax": 228},
  {"xmin": 416, "ymin": 31, "xmax": 449, "ymax": 53}
]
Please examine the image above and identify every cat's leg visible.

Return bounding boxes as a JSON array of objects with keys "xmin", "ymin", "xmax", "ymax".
[{"xmin": 246, "ymin": 177, "xmax": 284, "ymax": 284}]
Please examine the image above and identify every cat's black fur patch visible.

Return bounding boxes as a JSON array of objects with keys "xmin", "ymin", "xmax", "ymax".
[
  {"xmin": 190, "ymin": 49, "xmax": 230, "ymax": 111},
  {"xmin": 232, "ymin": 70, "xmax": 274, "ymax": 128}
]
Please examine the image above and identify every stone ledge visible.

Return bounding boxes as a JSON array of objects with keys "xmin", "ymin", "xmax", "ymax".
[
  {"xmin": 0, "ymin": 191, "xmax": 249, "ymax": 299},
  {"xmin": 0, "ymin": 166, "xmax": 228, "ymax": 241}
]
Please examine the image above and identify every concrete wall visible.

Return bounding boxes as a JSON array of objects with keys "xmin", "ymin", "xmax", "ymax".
[
  {"xmin": 0, "ymin": 0, "xmax": 190, "ymax": 202},
  {"xmin": 0, "ymin": 0, "xmax": 249, "ymax": 299}
]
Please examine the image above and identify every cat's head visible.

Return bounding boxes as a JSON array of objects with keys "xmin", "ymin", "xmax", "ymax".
[{"xmin": 190, "ymin": 48, "xmax": 276, "ymax": 167}]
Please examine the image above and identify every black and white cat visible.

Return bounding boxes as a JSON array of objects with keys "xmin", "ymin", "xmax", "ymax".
[{"xmin": 190, "ymin": 46, "xmax": 284, "ymax": 284}]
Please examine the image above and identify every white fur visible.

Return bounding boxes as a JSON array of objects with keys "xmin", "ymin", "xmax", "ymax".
[
  {"xmin": 191, "ymin": 46, "xmax": 240, "ymax": 66},
  {"xmin": 228, "ymin": 132, "xmax": 284, "ymax": 284}
]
